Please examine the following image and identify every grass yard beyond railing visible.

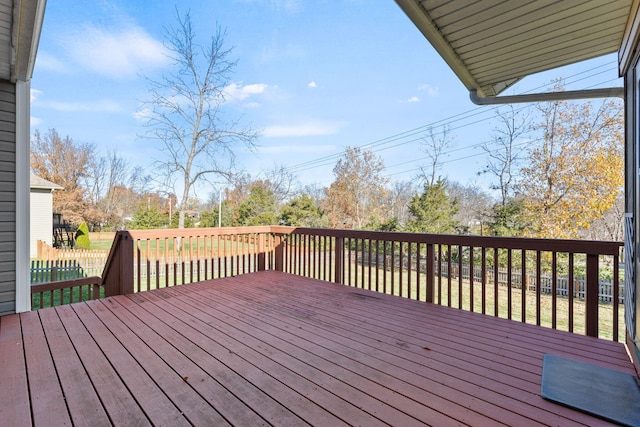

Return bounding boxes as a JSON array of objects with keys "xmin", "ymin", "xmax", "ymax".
[{"xmin": 93, "ymin": 226, "xmax": 625, "ymax": 342}]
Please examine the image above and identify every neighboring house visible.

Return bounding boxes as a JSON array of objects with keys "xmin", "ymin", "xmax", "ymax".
[{"xmin": 29, "ymin": 174, "xmax": 62, "ymax": 258}]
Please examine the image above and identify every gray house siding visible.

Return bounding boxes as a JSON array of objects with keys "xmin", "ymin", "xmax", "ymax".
[{"xmin": 0, "ymin": 79, "xmax": 16, "ymax": 316}]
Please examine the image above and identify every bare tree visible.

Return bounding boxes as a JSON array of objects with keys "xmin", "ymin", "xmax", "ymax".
[
  {"xmin": 419, "ymin": 125, "xmax": 455, "ymax": 186},
  {"xmin": 480, "ymin": 105, "xmax": 529, "ymax": 206},
  {"xmin": 387, "ymin": 180, "xmax": 415, "ymax": 226},
  {"xmin": 447, "ymin": 181, "xmax": 493, "ymax": 235},
  {"xmin": 140, "ymin": 10, "xmax": 258, "ymax": 229},
  {"xmin": 262, "ymin": 164, "xmax": 298, "ymax": 204}
]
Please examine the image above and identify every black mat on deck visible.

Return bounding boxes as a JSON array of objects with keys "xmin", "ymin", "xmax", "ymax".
[{"xmin": 541, "ymin": 354, "xmax": 640, "ymax": 426}]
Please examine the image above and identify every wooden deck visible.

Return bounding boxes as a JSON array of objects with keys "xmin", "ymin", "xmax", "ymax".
[{"xmin": 1, "ymin": 271, "xmax": 634, "ymax": 426}]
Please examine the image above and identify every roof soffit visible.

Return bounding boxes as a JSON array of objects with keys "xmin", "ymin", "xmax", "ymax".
[{"xmin": 396, "ymin": 0, "xmax": 633, "ymax": 97}]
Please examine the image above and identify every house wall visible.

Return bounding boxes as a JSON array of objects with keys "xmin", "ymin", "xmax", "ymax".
[
  {"xmin": 30, "ymin": 189, "xmax": 52, "ymax": 257},
  {"xmin": 622, "ymin": 0, "xmax": 640, "ymax": 372},
  {"xmin": 0, "ymin": 79, "xmax": 15, "ymax": 316}
]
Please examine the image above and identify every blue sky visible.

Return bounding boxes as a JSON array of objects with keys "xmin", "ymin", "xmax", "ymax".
[{"xmin": 31, "ymin": 0, "xmax": 623, "ymax": 200}]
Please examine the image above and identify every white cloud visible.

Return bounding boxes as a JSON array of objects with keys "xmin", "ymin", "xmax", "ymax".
[
  {"xmin": 132, "ymin": 107, "xmax": 152, "ymax": 122},
  {"xmin": 30, "ymin": 89, "xmax": 42, "ymax": 103},
  {"xmin": 418, "ymin": 83, "xmax": 439, "ymax": 97},
  {"xmin": 407, "ymin": 96, "xmax": 421, "ymax": 103},
  {"xmin": 263, "ymin": 120, "xmax": 346, "ymax": 137},
  {"xmin": 223, "ymin": 82, "xmax": 268, "ymax": 102},
  {"xmin": 62, "ymin": 24, "xmax": 169, "ymax": 79},
  {"xmin": 36, "ymin": 99, "xmax": 122, "ymax": 113},
  {"xmin": 30, "ymin": 116, "xmax": 43, "ymax": 127},
  {"xmin": 308, "ymin": 81, "xmax": 317, "ymax": 88},
  {"xmin": 35, "ymin": 52, "xmax": 70, "ymax": 74}
]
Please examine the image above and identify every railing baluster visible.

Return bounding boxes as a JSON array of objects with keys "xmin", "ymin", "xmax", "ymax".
[
  {"xmin": 507, "ymin": 248, "xmax": 512, "ymax": 320},
  {"xmin": 481, "ymin": 247, "xmax": 486, "ymax": 314},
  {"xmin": 458, "ymin": 245, "xmax": 463, "ymax": 309},
  {"xmin": 613, "ymin": 254, "xmax": 619, "ymax": 341},
  {"xmin": 437, "ymin": 244, "xmax": 442, "ymax": 305},
  {"xmin": 469, "ymin": 246, "xmax": 474, "ymax": 312},
  {"xmin": 585, "ymin": 253, "xmax": 599, "ymax": 337},
  {"xmin": 552, "ymin": 251, "xmax": 557, "ymax": 329},
  {"xmin": 390, "ymin": 240, "xmax": 395, "ymax": 296},
  {"xmin": 383, "ymin": 240, "xmax": 388, "ymax": 294},
  {"xmin": 569, "ymin": 253, "xmax": 574, "ymax": 333},
  {"xmin": 447, "ymin": 245, "xmax": 452, "ymax": 307},
  {"xmin": 493, "ymin": 248, "xmax": 499, "ymax": 317},
  {"xmin": 521, "ymin": 250, "xmax": 526, "ymax": 323},
  {"xmin": 415, "ymin": 242, "xmax": 420, "ymax": 300},
  {"xmin": 536, "ymin": 250, "xmax": 542, "ymax": 326}
]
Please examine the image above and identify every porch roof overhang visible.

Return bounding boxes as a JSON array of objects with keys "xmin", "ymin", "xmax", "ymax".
[
  {"xmin": 0, "ymin": 0, "xmax": 47, "ymax": 83},
  {"xmin": 395, "ymin": 0, "xmax": 633, "ymax": 98}
]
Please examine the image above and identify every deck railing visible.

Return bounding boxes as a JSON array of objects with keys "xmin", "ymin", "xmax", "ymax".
[
  {"xmin": 268, "ymin": 227, "xmax": 623, "ymax": 341},
  {"xmin": 72, "ymin": 226, "xmax": 625, "ymax": 341},
  {"xmin": 101, "ymin": 227, "xmax": 276, "ymax": 295}
]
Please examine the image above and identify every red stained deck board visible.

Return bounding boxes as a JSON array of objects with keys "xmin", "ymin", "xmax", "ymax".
[
  {"xmin": 164, "ymin": 283, "xmax": 535, "ymax": 426},
  {"xmin": 54, "ymin": 304, "xmax": 150, "ymax": 426},
  {"xmin": 81, "ymin": 300, "xmax": 231, "ymax": 427},
  {"xmin": 122, "ymin": 292, "xmax": 352, "ymax": 427},
  {"xmin": 20, "ymin": 310, "xmax": 72, "ymax": 426},
  {"xmin": 134, "ymin": 289, "xmax": 389, "ymax": 427},
  {"xmin": 0, "ymin": 314, "xmax": 32, "ymax": 427},
  {"xmin": 2, "ymin": 270, "xmax": 631, "ymax": 426},
  {"xmin": 69, "ymin": 302, "xmax": 190, "ymax": 426},
  {"xmin": 99, "ymin": 297, "xmax": 288, "ymax": 425},
  {"xmin": 181, "ymin": 275, "xmax": 599, "ymax": 427},
  {"xmin": 149, "ymin": 285, "xmax": 472, "ymax": 427},
  {"xmin": 37, "ymin": 308, "xmax": 110, "ymax": 427}
]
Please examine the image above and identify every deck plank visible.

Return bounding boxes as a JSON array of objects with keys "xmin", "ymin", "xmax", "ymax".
[
  {"xmin": 152, "ymin": 285, "xmax": 468, "ymax": 427},
  {"xmin": 134, "ymin": 289, "xmax": 384, "ymax": 426},
  {"xmin": 3, "ymin": 270, "xmax": 630, "ymax": 426},
  {"xmin": 0, "ymin": 314, "xmax": 32, "ymax": 427},
  {"xmin": 165, "ymin": 282, "xmax": 518, "ymax": 426},
  {"xmin": 20, "ymin": 310, "xmax": 72, "ymax": 426},
  {"xmin": 177, "ymin": 278, "xmax": 587, "ymax": 426},
  {"xmin": 54, "ymin": 304, "xmax": 151, "ymax": 426},
  {"xmin": 92, "ymin": 297, "xmax": 257, "ymax": 427},
  {"xmin": 110, "ymin": 297, "xmax": 316, "ymax": 426},
  {"xmin": 88, "ymin": 300, "xmax": 229, "ymax": 426},
  {"xmin": 183, "ymin": 274, "xmax": 598, "ymax": 426},
  {"xmin": 38, "ymin": 308, "xmax": 110, "ymax": 427},
  {"xmin": 70, "ymin": 302, "xmax": 191, "ymax": 427}
]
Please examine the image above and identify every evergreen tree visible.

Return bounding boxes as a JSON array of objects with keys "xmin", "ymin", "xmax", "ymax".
[
  {"xmin": 128, "ymin": 204, "xmax": 167, "ymax": 229},
  {"xmin": 279, "ymin": 194, "xmax": 325, "ymax": 227},
  {"xmin": 406, "ymin": 180, "xmax": 459, "ymax": 234},
  {"xmin": 237, "ymin": 183, "xmax": 278, "ymax": 226}
]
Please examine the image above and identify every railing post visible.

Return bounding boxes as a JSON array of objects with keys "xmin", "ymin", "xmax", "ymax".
[
  {"xmin": 257, "ymin": 233, "xmax": 266, "ymax": 271},
  {"xmin": 426, "ymin": 243, "xmax": 434, "ymax": 303},
  {"xmin": 335, "ymin": 237, "xmax": 344, "ymax": 285},
  {"xmin": 118, "ymin": 234, "xmax": 134, "ymax": 295},
  {"xmin": 104, "ymin": 232, "xmax": 134, "ymax": 297},
  {"xmin": 274, "ymin": 234, "xmax": 284, "ymax": 272},
  {"xmin": 585, "ymin": 253, "xmax": 599, "ymax": 337}
]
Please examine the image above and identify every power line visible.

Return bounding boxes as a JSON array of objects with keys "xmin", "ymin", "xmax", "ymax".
[{"xmin": 283, "ymin": 62, "xmax": 620, "ymax": 179}]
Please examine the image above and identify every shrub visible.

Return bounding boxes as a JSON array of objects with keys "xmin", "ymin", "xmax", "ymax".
[{"xmin": 75, "ymin": 222, "xmax": 90, "ymax": 249}]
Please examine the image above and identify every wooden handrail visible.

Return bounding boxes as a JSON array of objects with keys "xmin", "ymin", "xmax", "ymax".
[{"xmin": 31, "ymin": 276, "xmax": 103, "ymax": 309}]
